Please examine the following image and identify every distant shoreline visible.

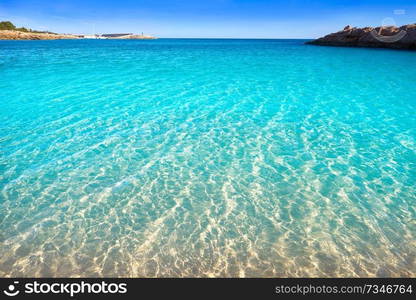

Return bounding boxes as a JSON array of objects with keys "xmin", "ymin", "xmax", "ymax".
[
  {"xmin": 75, "ymin": 33, "xmax": 157, "ymax": 40},
  {"xmin": 0, "ymin": 30, "xmax": 157, "ymax": 40},
  {"xmin": 0, "ymin": 30, "xmax": 79, "ymax": 40}
]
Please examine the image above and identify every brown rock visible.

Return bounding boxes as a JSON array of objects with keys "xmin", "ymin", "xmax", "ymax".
[
  {"xmin": 307, "ymin": 24, "xmax": 416, "ymax": 50},
  {"xmin": 0, "ymin": 30, "xmax": 79, "ymax": 40}
]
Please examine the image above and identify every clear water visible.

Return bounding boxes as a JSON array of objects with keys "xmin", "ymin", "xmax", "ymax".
[{"xmin": 0, "ymin": 39, "xmax": 415, "ymax": 277}]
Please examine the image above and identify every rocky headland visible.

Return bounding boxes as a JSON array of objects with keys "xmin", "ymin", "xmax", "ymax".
[
  {"xmin": 0, "ymin": 30, "xmax": 79, "ymax": 40},
  {"xmin": 0, "ymin": 21, "xmax": 156, "ymax": 40},
  {"xmin": 307, "ymin": 24, "xmax": 416, "ymax": 50}
]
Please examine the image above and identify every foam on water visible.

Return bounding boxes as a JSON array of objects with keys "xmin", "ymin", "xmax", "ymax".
[{"xmin": 0, "ymin": 39, "xmax": 415, "ymax": 277}]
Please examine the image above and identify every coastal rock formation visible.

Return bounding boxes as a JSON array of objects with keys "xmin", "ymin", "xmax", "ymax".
[
  {"xmin": 307, "ymin": 24, "xmax": 416, "ymax": 50},
  {"xmin": 0, "ymin": 30, "xmax": 79, "ymax": 40}
]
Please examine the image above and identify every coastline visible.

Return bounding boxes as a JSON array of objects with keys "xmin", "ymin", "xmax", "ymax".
[
  {"xmin": 307, "ymin": 24, "xmax": 416, "ymax": 50},
  {"xmin": 0, "ymin": 30, "xmax": 157, "ymax": 40},
  {"xmin": 109, "ymin": 34, "xmax": 157, "ymax": 40},
  {"xmin": 0, "ymin": 30, "xmax": 80, "ymax": 40}
]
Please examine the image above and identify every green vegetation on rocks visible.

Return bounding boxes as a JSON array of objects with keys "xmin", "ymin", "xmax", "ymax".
[
  {"xmin": 0, "ymin": 21, "xmax": 16, "ymax": 30},
  {"xmin": 0, "ymin": 20, "xmax": 53, "ymax": 34}
]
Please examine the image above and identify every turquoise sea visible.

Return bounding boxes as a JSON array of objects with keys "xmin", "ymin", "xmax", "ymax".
[{"xmin": 0, "ymin": 39, "xmax": 415, "ymax": 277}]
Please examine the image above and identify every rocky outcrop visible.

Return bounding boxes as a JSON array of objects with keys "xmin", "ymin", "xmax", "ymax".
[
  {"xmin": 307, "ymin": 24, "xmax": 416, "ymax": 50},
  {"xmin": 0, "ymin": 30, "xmax": 79, "ymax": 40}
]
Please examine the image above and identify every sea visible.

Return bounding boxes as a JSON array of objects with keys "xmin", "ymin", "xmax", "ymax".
[{"xmin": 0, "ymin": 39, "xmax": 415, "ymax": 277}]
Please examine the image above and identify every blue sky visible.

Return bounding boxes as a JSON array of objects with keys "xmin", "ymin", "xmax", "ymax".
[{"xmin": 0, "ymin": 0, "xmax": 415, "ymax": 38}]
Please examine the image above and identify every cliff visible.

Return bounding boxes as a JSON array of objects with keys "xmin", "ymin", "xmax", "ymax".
[
  {"xmin": 307, "ymin": 24, "xmax": 416, "ymax": 50},
  {"xmin": 0, "ymin": 30, "xmax": 79, "ymax": 40}
]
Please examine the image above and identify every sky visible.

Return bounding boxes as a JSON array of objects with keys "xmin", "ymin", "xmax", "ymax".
[{"xmin": 0, "ymin": 0, "xmax": 415, "ymax": 38}]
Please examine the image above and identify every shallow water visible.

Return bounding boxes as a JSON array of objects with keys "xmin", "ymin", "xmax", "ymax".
[{"xmin": 0, "ymin": 39, "xmax": 415, "ymax": 277}]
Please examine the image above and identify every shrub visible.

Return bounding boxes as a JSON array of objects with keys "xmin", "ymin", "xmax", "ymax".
[
  {"xmin": 0, "ymin": 21, "xmax": 16, "ymax": 30},
  {"xmin": 16, "ymin": 27, "xmax": 29, "ymax": 32},
  {"xmin": 0, "ymin": 21, "xmax": 55, "ymax": 34}
]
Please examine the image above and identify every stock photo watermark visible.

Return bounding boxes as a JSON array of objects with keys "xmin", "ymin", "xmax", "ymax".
[
  {"xmin": 2, "ymin": 280, "xmax": 128, "ymax": 297},
  {"xmin": 370, "ymin": 9, "xmax": 408, "ymax": 43}
]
